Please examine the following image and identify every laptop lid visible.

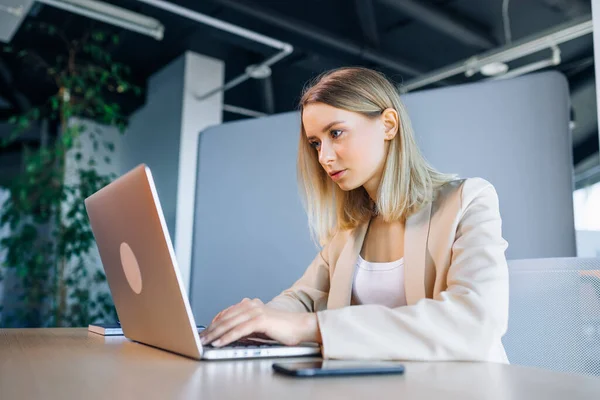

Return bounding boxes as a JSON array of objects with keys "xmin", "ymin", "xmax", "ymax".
[{"xmin": 85, "ymin": 164, "xmax": 203, "ymax": 360}]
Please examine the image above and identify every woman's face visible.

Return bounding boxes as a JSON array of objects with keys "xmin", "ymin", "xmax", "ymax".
[{"xmin": 302, "ymin": 102, "xmax": 397, "ymax": 198}]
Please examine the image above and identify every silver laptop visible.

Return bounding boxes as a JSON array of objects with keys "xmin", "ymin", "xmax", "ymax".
[{"xmin": 85, "ymin": 164, "xmax": 320, "ymax": 360}]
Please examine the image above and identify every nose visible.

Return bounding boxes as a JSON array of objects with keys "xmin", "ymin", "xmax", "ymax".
[{"xmin": 318, "ymin": 141, "xmax": 335, "ymax": 165}]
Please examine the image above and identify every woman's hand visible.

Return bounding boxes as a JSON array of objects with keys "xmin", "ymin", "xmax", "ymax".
[{"xmin": 199, "ymin": 298, "xmax": 322, "ymax": 347}]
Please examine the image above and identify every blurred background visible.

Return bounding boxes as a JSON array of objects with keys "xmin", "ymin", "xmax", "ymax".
[{"xmin": 0, "ymin": 0, "xmax": 598, "ymax": 329}]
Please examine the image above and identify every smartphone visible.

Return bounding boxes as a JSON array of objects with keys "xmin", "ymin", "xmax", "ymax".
[{"xmin": 272, "ymin": 360, "xmax": 405, "ymax": 377}]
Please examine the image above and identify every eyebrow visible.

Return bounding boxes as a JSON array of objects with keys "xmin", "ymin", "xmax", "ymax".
[{"xmin": 306, "ymin": 120, "xmax": 345, "ymax": 141}]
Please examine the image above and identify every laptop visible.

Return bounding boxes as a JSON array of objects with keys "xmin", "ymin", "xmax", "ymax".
[{"xmin": 84, "ymin": 164, "xmax": 321, "ymax": 360}]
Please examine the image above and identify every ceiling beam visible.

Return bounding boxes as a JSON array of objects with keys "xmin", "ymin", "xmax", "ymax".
[
  {"xmin": 542, "ymin": 0, "xmax": 590, "ymax": 19},
  {"xmin": 212, "ymin": 0, "xmax": 425, "ymax": 76},
  {"xmin": 377, "ymin": 0, "xmax": 497, "ymax": 50},
  {"xmin": 355, "ymin": 0, "xmax": 380, "ymax": 48}
]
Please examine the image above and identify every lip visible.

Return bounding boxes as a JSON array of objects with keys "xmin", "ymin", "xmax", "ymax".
[{"xmin": 329, "ymin": 169, "xmax": 346, "ymax": 181}]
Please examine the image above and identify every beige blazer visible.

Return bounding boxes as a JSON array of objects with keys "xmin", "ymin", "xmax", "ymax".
[{"xmin": 267, "ymin": 178, "xmax": 509, "ymax": 363}]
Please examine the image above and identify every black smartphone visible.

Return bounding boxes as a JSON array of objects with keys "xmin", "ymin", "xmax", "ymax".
[{"xmin": 272, "ymin": 360, "xmax": 405, "ymax": 377}]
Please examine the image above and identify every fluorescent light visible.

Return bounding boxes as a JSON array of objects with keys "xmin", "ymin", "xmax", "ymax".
[
  {"xmin": 401, "ymin": 16, "xmax": 591, "ymax": 92},
  {"xmin": 0, "ymin": 4, "xmax": 26, "ymax": 17},
  {"xmin": 245, "ymin": 64, "xmax": 271, "ymax": 79},
  {"xmin": 480, "ymin": 62, "xmax": 509, "ymax": 77},
  {"xmin": 491, "ymin": 46, "xmax": 561, "ymax": 81},
  {"xmin": 37, "ymin": 0, "xmax": 164, "ymax": 40}
]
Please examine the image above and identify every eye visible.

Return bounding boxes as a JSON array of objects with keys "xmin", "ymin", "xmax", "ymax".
[
  {"xmin": 309, "ymin": 141, "xmax": 320, "ymax": 150},
  {"xmin": 330, "ymin": 129, "xmax": 344, "ymax": 138}
]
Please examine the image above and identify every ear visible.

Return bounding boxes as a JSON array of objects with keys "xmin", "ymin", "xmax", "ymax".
[{"xmin": 381, "ymin": 108, "xmax": 399, "ymax": 140}]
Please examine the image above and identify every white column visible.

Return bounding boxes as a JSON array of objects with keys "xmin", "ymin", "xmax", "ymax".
[
  {"xmin": 175, "ymin": 53, "xmax": 224, "ymax": 293},
  {"xmin": 121, "ymin": 51, "xmax": 224, "ymax": 293}
]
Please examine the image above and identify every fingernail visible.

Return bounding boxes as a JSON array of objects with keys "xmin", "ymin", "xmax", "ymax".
[{"xmin": 213, "ymin": 339, "xmax": 222, "ymax": 347}]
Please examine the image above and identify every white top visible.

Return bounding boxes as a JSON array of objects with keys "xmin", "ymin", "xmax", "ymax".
[{"xmin": 351, "ymin": 254, "xmax": 407, "ymax": 308}]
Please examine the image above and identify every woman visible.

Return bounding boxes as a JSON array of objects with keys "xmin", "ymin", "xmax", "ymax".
[{"xmin": 199, "ymin": 67, "xmax": 509, "ymax": 363}]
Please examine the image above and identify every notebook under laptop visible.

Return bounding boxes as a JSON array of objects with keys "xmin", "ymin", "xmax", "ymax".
[{"xmin": 84, "ymin": 164, "xmax": 320, "ymax": 360}]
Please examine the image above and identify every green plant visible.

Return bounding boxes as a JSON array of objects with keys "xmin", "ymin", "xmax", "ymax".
[{"xmin": 0, "ymin": 22, "xmax": 141, "ymax": 327}]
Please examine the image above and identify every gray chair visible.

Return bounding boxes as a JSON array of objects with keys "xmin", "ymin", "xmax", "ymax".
[{"xmin": 503, "ymin": 257, "xmax": 600, "ymax": 376}]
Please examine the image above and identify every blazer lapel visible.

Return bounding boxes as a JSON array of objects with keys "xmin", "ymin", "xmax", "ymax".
[
  {"xmin": 327, "ymin": 222, "xmax": 369, "ymax": 309},
  {"xmin": 404, "ymin": 201, "xmax": 432, "ymax": 306},
  {"xmin": 326, "ymin": 199, "xmax": 432, "ymax": 309}
]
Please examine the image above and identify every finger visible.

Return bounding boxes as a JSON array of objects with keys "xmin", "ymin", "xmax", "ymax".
[
  {"xmin": 211, "ymin": 308, "xmax": 229, "ymax": 324},
  {"xmin": 202, "ymin": 311, "xmax": 254, "ymax": 345},
  {"xmin": 215, "ymin": 299, "xmax": 263, "ymax": 326},
  {"xmin": 201, "ymin": 299, "xmax": 263, "ymax": 342},
  {"xmin": 213, "ymin": 298, "xmax": 253, "ymax": 322},
  {"xmin": 202, "ymin": 307, "xmax": 261, "ymax": 345},
  {"xmin": 202, "ymin": 300, "xmax": 253, "ymax": 338},
  {"xmin": 213, "ymin": 315, "xmax": 266, "ymax": 347},
  {"xmin": 213, "ymin": 298, "xmax": 253, "ymax": 324}
]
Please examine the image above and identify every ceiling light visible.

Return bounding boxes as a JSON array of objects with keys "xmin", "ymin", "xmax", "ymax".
[
  {"xmin": 401, "ymin": 16, "xmax": 591, "ymax": 92},
  {"xmin": 245, "ymin": 64, "xmax": 272, "ymax": 79},
  {"xmin": 480, "ymin": 62, "xmax": 509, "ymax": 76},
  {"xmin": 37, "ymin": 0, "xmax": 164, "ymax": 40}
]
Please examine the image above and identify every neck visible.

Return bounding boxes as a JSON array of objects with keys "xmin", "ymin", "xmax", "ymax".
[{"xmin": 363, "ymin": 176, "xmax": 382, "ymax": 203}]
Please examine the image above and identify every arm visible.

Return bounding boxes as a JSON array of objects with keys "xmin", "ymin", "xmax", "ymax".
[
  {"xmin": 316, "ymin": 179, "xmax": 509, "ymax": 361},
  {"xmin": 200, "ymin": 247, "xmax": 331, "ymax": 347},
  {"xmin": 266, "ymin": 248, "xmax": 331, "ymax": 313}
]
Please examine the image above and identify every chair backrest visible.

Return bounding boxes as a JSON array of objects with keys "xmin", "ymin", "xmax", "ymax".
[{"xmin": 503, "ymin": 257, "xmax": 600, "ymax": 376}]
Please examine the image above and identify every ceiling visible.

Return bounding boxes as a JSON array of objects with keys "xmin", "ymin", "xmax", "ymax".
[{"xmin": 0, "ymin": 0, "xmax": 598, "ymax": 180}]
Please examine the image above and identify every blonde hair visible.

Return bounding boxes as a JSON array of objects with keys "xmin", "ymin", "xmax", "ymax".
[{"xmin": 297, "ymin": 67, "xmax": 457, "ymax": 246}]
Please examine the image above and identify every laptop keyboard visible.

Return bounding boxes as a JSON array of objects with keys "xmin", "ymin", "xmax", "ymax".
[
  {"xmin": 196, "ymin": 326, "xmax": 283, "ymax": 348},
  {"xmin": 204, "ymin": 337, "xmax": 283, "ymax": 349}
]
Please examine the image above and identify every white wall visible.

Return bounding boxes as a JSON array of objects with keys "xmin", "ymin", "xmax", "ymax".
[
  {"xmin": 573, "ymin": 181, "xmax": 600, "ymax": 257},
  {"xmin": 63, "ymin": 118, "xmax": 123, "ymax": 314},
  {"xmin": 576, "ymin": 230, "xmax": 600, "ymax": 257},
  {"xmin": 65, "ymin": 118, "xmax": 124, "ymax": 178}
]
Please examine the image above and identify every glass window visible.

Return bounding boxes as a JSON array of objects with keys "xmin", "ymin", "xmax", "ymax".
[{"xmin": 573, "ymin": 181, "xmax": 600, "ymax": 257}]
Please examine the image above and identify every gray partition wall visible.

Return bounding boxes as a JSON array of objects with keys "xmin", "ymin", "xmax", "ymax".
[
  {"xmin": 190, "ymin": 71, "xmax": 576, "ymax": 324},
  {"xmin": 403, "ymin": 71, "xmax": 576, "ymax": 261},
  {"xmin": 190, "ymin": 112, "xmax": 315, "ymax": 323}
]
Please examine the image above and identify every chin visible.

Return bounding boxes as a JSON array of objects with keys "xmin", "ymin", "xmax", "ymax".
[{"xmin": 336, "ymin": 181, "xmax": 361, "ymax": 191}]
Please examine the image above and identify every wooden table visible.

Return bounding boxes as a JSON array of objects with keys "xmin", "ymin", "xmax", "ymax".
[{"xmin": 2, "ymin": 328, "xmax": 600, "ymax": 399}]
